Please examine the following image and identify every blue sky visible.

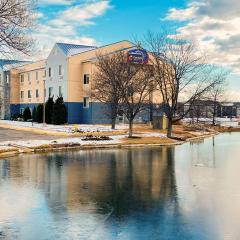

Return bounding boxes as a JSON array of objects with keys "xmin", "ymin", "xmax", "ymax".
[
  {"xmin": 36, "ymin": 0, "xmax": 187, "ymax": 48},
  {"xmin": 35, "ymin": 0, "xmax": 240, "ymax": 100}
]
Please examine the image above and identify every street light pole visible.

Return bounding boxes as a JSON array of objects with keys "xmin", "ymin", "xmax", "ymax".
[{"xmin": 43, "ymin": 79, "xmax": 46, "ymax": 126}]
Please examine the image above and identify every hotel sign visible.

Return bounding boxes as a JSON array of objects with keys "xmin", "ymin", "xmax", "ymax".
[{"xmin": 127, "ymin": 48, "xmax": 149, "ymax": 64}]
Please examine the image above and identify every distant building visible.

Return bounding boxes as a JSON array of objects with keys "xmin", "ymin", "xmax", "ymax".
[
  {"xmin": 0, "ymin": 59, "xmax": 30, "ymax": 119},
  {"xmin": 180, "ymin": 100, "xmax": 240, "ymax": 119},
  {"xmin": 220, "ymin": 102, "xmax": 240, "ymax": 118}
]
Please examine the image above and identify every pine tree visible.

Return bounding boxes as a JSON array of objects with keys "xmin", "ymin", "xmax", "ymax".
[
  {"xmin": 52, "ymin": 97, "xmax": 67, "ymax": 125},
  {"xmin": 23, "ymin": 107, "xmax": 32, "ymax": 121},
  {"xmin": 32, "ymin": 106, "xmax": 37, "ymax": 122},
  {"xmin": 36, "ymin": 104, "xmax": 43, "ymax": 123},
  {"xmin": 45, "ymin": 97, "xmax": 54, "ymax": 124}
]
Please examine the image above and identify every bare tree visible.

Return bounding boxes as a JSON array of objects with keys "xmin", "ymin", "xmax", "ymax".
[
  {"xmin": 143, "ymin": 32, "xmax": 221, "ymax": 138},
  {"xmin": 206, "ymin": 70, "xmax": 228, "ymax": 125},
  {"xmin": 0, "ymin": 0, "xmax": 35, "ymax": 56},
  {"xmin": 92, "ymin": 49, "xmax": 153, "ymax": 136},
  {"xmin": 92, "ymin": 51, "xmax": 127, "ymax": 129},
  {"xmin": 120, "ymin": 63, "xmax": 153, "ymax": 137}
]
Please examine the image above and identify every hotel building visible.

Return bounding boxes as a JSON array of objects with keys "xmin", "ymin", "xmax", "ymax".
[{"xmin": 0, "ymin": 40, "xmax": 161, "ymax": 124}]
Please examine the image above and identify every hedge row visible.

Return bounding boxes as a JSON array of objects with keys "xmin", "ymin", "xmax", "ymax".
[{"xmin": 22, "ymin": 97, "xmax": 67, "ymax": 125}]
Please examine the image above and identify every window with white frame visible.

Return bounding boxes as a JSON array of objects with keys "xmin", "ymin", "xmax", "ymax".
[
  {"xmin": 83, "ymin": 74, "xmax": 89, "ymax": 85},
  {"xmin": 59, "ymin": 65, "xmax": 63, "ymax": 76},
  {"xmin": 20, "ymin": 91, "xmax": 24, "ymax": 99},
  {"xmin": 59, "ymin": 86, "xmax": 62, "ymax": 97},
  {"xmin": 28, "ymin": 90, "xmax": 32, "ymax": 98},
  {"xmin": 6, "ymin": 74, "xmax": 9, "ymax": 84},
  {"xmin": 36, "ymin": 89, "xmax": 39, "ymax": 98},
  {"xmin": 28, "ymin": 72, "xmax": 31, "ymax": 81},
  {"xmin": 83, "ymin": 97, "xmax": 89, "ymax": 108},
  {"xmin": 20, "ymin": 74, "xmax": 24, "ymax": 82},
  {"xmin": 49, "ymin": 87, "xmax": 53, "ymax": 97}
]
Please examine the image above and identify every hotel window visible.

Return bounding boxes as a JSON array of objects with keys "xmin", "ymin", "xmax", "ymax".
[
  {"xmin": 59, "ymin": 86, "xmax": 62, "ymax": 97},
  {"xmin": 28, "ymin": 72, "xmax": 31, "ymax": 81},
  {"xmin": 83, "ymin": 97, "xmax": 89, "ymax": 108},
  {"xmin": 49, "ymin": 87, "xmax": 53, "ymax": 97},
  {"xmin": 59, "ymin": 65, "xmax": 63, "ymax": 76},
  {"xmin": 36, "ymin": 71, "xmax": 39, "ymax": 80},
  {"xmin": 0, "ymin": 74, "xmax": 1, "ymax": 83},
  {"xmin": 83, "ymin": 74, "xmax": 89, "ymax": 85},
  {"xmin": 43, "ymin": 70, "xmax": 46, "ymax": 77},
  {"xmin": 36, "ymin": 89, "xmax": 39, "ymax": 98},
  {"xmin": 20, "ymin": 91, "xmax": 24, "ymax": 99},
  {"xmin": 49, "ymin": 67, "xmax": 52, "ymax": 77},
  {"xmin": 6, "ymin": 74, "xmax": 9, "ymax": 84},
  {"xmin": 20, "ymin": 74, "xmax": 24, "ymax": 82},
  {"xmin": 28, "ymin": 90, "xmax": 32, "ymax": 98}
]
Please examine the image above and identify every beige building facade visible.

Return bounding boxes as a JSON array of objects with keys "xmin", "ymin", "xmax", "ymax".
[{"xmin": 6, "ymin": 40, "xmax": 162, "ymax": 124}]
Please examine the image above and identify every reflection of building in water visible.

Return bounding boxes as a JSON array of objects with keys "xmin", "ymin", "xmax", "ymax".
[
  {"xmin": 0, "ymin": 148, "xmax": 178, "ymax": 218},
  {"xmin": 0, "ymin": 153, "xmax": 68, "ymax": 205},
  {"xmin": 65, "ymin": 147, "xmax": 178, "ymax": 217}
]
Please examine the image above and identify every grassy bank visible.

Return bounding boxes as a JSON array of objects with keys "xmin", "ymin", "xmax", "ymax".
[{"xmin": 0, "ymin": 123, "xmax": 221, "ymax": 159}]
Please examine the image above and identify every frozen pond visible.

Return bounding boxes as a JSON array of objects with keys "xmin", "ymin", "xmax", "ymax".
[{"xmin": 0, "ymin": 133, "xmax": 240, "ymax": 239}]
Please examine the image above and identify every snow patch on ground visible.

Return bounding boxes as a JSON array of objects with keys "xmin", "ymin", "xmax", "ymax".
[
  {"xmin": 183, "ymin": 118, "xmax": 240, "ymax": 127},
  {"xmin": 0, "ymin": 120, "xmax": 128, "ymax": 133},
  {"xmin": 1, "ymin": 135, "xmax": 125, "ymax": 148},
  {"xmin": 0, "ymin": 132, "xmax": 167, "ymax": 148},
  {"xmin": 139, "ymin": 133, "xmax": 166, "ymax": 138}
]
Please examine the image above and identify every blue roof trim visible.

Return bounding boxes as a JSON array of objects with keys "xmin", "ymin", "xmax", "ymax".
[
  {"xmin": 0, "ymin": 59, "xmax": 20, "ymax": 67},
  {"xmin": 82, "ymin": 46, "xmax": 136, "ymax": 62},
  {"xmin": 71, "ymin": 40, "xmax": 135, "ymax": 57},
  {"xmin": 56, "ymin": 43, "xmax": 97, "ymax": 56},
  {"xmin": 0, "ymin": 59, "xmax": 31, "ymax": 70}
]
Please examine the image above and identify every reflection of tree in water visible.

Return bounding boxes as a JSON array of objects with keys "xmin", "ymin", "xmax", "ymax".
[
  {"xmin": 190, "ymin": 137, "xmax": 216, "ymax": 168},
  {"xmin": 91, "ymin": 147, "xmax": 178, "ymax": 217}
]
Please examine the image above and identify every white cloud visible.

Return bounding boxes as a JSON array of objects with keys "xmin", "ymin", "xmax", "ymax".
[
  {"xmin": 164, "ymin": 2, "xmax": 203, "ymax": 21},
  {"xmin": 33, "ymin": 0, "xmax": 111, "ymax": 58},
  {"xmin": 39, "ymin": 0, "xmax": 73, "ymax": 5},
  {"xmin": 165, "ymin": 0, "xmax": 240, "ymax": 83},
  {"xmin": 50, "ymin": 0, "xmax": 112, "ymax": 26}
]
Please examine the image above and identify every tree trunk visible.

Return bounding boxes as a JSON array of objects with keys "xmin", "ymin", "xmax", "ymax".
[
  {"xmin": 167, "ymin": 118, "xmax": 173, "ymax": 138},
  {"xmin": 212, "ymin": 114, "xmax": 215, "ymax": 126},
  {"xmin": 111, "ymin": 117, "xmax": 116, "ymax": 130},
  {"xmin": 128, "ymin": 120, "xmax": 133, "ymax": 138},
  {"xmin": 212, "ymin": 102, "xmax": 216, "ymax": 126}
]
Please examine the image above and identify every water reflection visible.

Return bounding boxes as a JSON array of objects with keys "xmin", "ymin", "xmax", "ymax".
[{"xmin": 0, "ymin": 133, "xmax": 240, "ymax": 239}]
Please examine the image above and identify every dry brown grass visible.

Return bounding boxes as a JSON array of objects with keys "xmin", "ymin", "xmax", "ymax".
[
  {"xmin": 0, "ymin": 148, "xmax": 18, "ymax": 154},
  {"xmin": 71, "ymin": 130, "xmax": 127, "ymax": 137},
  {"xmin": 121, "ymin": 137, "xmax": 177, "ymax": 145}
]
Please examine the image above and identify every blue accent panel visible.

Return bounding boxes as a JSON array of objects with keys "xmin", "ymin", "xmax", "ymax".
[
  {"xmin": 65, "ymin": 102, "xmax": 83, "ymax": 124},
  {"xmin": 82, "ymin": 104, "xmax": 92, "ymax": 124},
  {"xmin": 91, "ymin": 102, "xmax": 112, "ymax": 124},
  {"xmin": 10, "ymin": 104, "xmax": 20, "ymax": 118},
  {"xmin": 11, "ymin": 103, "xmax": 40, "ymax": 118},
  {"xmin": 19, "ymin": 103, "xmax": 39, "ymax": 111},
  {"xmin": 9, "ymin": 102, "xmax": 163, "ymax": 124},
  {"xmin": 66, "ymin": 102, "xmax": 112, "ymax": 124}
]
